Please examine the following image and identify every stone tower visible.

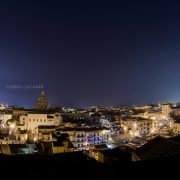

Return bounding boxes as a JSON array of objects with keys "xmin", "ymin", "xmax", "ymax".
[{"xmin": 37, "ymin": 90, "xmax": 48, "ymax": 109}]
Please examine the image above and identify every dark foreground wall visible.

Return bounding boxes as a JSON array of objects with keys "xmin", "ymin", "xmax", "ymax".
[{"xmin": 0, "ymin": 153, "xmax": 179, "ymax": 179}]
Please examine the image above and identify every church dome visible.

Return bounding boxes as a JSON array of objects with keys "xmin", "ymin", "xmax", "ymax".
[{"xmin": 37, "ymin": 90, "xmax": 48, "ymax": 109}]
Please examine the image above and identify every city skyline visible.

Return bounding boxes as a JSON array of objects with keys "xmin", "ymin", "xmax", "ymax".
[
  {"xmin": 1, "ymin": 1, "xmax": 180, "ymax": 177},
  {"xmin": 0, "ymin": 88, "xmax": 179, "ymax": 108},
  {"xmin": 1, "ymin": 1, "xmax": 180, "ymax": 107}
]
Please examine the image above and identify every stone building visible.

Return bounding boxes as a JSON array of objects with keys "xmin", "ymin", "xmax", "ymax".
[{"xmin": 37, "ymin": 90, "xmax": 48, "ymax": 109}]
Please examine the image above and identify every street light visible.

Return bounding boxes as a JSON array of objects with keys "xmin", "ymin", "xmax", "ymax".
[
  {"xmin": 123, "ymin": 126, "xmax": 127, "ymax": 133},
  {"xmin": 9, "ymin": 123, "xmax": 15, "ymax": 129},
  {"xmin": 133, "ymin": 122, "xmax": 137, "ymax": 129}
]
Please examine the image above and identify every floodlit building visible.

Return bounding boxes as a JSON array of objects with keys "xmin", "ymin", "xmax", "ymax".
[
  {"xmin": 37, "ymin": 90, "xmax": 48, "ymax": 109},
  {"xmin": 162, "ymin": 103, "xmax": 171, "ymax": 118},
  {"xmin": 120, "ymin": 118, "xmax": 153, "ymax": 137},
  {"xmin": 56, "ymin": 127, "xmax": 111, "ymax": 151},
  {"xmin": 18, "ymin": 112, "xmax": 61, "ymax": 133},
  {"xmin": 132, "ymin": 105, "xmax": 152, "ymax": 110},
  {"xmin": 171, "ymin": 107, "xmax": 180, "ymax": 116},
  {"xmin": 52, "ymin": 140, "xmax": 74, "ymax": 153},
  {"xmin": 100, "ymin": 115, "xmax": 117, "ymax": 128},
  {"xmin": 173, "ymin": 122, "xmax": 180, "ymax": 135}
]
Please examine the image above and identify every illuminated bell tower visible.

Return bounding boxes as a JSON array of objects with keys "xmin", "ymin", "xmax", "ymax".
[{"xmin": 37, "ymin": 90, "xmax": 48, "ymax": 109}]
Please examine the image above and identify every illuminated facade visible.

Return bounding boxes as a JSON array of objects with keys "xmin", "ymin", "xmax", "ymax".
[
  {"xmin": 173, "ymin": 122, "xmax": 180, "ymax": 135},
  {"xmin": 100, "ymin": 115, "xmax": 117, "ymax": 128},
  {"xmin": 37, "ymin": 90, "xmax": 48, "ymax": 109},
  {"xmin": 56, "ymin": 127, "xmax": 111, "ymax": 151},
  {"xmin": 18, "ymin": 112, "xmax": 61, "ymax": 133},
  {"xmin": 162, "ymin": 103, "xmax": 171, "ymax": 118},
  {"xmin": 120, "ymin": 118, "xmax": 153, "ymax": 137}
]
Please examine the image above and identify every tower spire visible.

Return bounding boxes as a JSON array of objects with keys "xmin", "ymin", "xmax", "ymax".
[{"xmin": 37, "ymin": 90, "xmax": 48, "ymax": 109}]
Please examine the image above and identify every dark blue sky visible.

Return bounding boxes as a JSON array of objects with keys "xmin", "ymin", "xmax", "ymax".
[{"xmin": 0, "ymin": 0, "xmax": 180, "ymax": 107}]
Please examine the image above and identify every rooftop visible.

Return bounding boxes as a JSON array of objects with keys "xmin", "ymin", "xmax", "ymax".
[{"xmin": 135, "ymin": 136, "xmax": 180, "ymax": 160}]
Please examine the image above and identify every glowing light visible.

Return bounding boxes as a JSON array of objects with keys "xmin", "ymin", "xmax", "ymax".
[
  {"xmin": 150, "ymin": 127, "xmax": 156, "ymax": 134},
  {"xmin": 9, "ymin": 123, "xmax": 15, "ymax": 129},
  {"xmin": 102, "ymin": 130, "xmax": 106, "ymax": 135},
  {"xmin": 25, "ymin": 134, "xmax": 28, "ymax": 140},
  {"xmin": 133, "ymin": 123, "xmax": 137, "ymax": 129},
  {"xmin": 134, "ymin": 131, "xmax": 139, "ymax": 137},
  {"xmin": 123, "ymin": 126, "xmax": 127, "ymax": 132}
]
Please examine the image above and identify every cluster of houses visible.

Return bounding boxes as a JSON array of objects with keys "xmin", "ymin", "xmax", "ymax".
[{"xmin": 0, "ymin": 92, "xmax": 180, "ymax": 163}]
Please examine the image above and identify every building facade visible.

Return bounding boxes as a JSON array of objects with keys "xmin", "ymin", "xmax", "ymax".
[
  {"xmin": 56, "ymin": 127, "xmax": 111, "ymax": 151},
  {"xmin": 37, "ymin": 91, "xmax": 48, "ymax": 109},
  {"xmin": 120, "ymin": 118, "xmax": 153, "ymax": 137},
  {"xmin": 173, "ymin": 122, "xmax": 180, "ymax": 135},
  {"xmin": 18, "ymin": 112, "xmax": 61, "ymax": 133},
  {"xmin": 162, "ymin": 103, "xmax": 171, "ymax": 118}
]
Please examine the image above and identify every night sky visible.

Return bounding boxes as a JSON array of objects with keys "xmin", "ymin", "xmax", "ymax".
[{"xmin": 0, "ymin": 0, "xmax": 180, "ymax": 107}]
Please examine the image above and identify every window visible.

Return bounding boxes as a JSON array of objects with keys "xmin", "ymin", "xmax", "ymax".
[
  {"xmin": 40, "ymin": 119, "xmax": 42, "ymax": 122},
  {"xmin": 33, "ymin": 119, "xmax": 35, "ymax": 122},
  {"xmin": 37, "ymin": 119, "xmax": 38, "ymax": 122},
  {"xmin": 29, "ymin": 119, "xmax": 31, "ymax": 122},
  {"xmin": 44, "ymin": 120, "xmax": 46, "ymax": 122}
]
